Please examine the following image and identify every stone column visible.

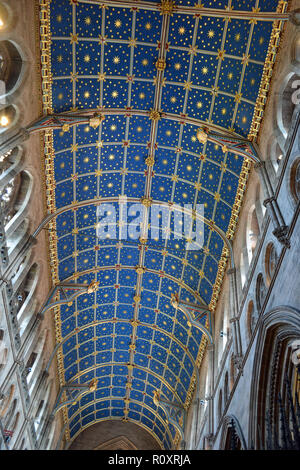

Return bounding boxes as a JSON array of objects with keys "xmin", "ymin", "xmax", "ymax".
[
  {"xmin": 255, "ymin": 161, "xmax": 290, "ymax": 248},
  {"xmin": 227, "ymin": 268, "xmax": 243, "ymax": 370},
  {"xmin": 206, "ymin": 343, "xmax": 215, "ymax": 444}
]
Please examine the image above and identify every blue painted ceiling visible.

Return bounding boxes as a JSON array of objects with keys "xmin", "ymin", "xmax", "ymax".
[{"xmin": 45, "ymin": 0, "xmax": 280, "ymax": 448}]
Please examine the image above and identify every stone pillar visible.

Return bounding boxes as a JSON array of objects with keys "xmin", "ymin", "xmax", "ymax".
[
  {"xmin": 37, "ymin": 412, "xmax": 55, "ymax": 450},
  {"xmin": 206, "ymin": 343, "xmax": 215, "ymax": 441},
  {"xmin": 227, "ymin": 268, "xmax": 243, "ymax": 370},
  {"xmin": 255, "ymin": 162, "xmax": 290, "ymax": 248}
]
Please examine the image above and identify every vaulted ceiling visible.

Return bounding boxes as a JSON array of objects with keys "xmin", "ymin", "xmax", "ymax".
[{"xmin": 39, "ymin": 0, "xmax": 284, "ymax": 449}]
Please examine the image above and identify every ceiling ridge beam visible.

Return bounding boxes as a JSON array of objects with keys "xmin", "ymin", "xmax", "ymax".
[{"xmin": 78, "ymin": 0, "xmax": 290, "ymax": 21}]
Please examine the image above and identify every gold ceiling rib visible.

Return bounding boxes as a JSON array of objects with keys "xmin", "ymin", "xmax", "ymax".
[
  {"xmin": 124, "ymin": 5, "xmax": 171, "ymax": 419},
  {"xmin": 76, "ymin": 0, "xmax": 290, "ymax": 21}
]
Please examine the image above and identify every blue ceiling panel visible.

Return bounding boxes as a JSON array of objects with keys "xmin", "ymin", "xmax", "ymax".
[{"xmin": 45, "ymin": 0, "xmax": 281, "ymax": 449}]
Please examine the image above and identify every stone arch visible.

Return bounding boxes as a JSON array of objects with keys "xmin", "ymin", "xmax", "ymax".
[
  {"xmin": 246, "ymin": 204, "xmax": 261, "ymax": 264},
  {"xmin": 10, "ymin": 247, "xmax": 32, "ymax": 292},
  {"xmin": 0, "ymin": 104, "xmax": 18, "ymax": 133},
  {"xmin": 248, "ymin": 306, "xmax": 300, "ymax": 449},
  {"xmin": 95, "ymin": 435, "xmax": 137, "ymax": 450},
  {"xmin": 289, "ymin": 156, "xmax": 300, "ymax": 204},
  {"xmin": 0, "ymin": 146, "xmax": 23, "ymax": 187},
  {"xmin": 277, "ymin": 72, "xmax": 300, "ymax": 140},
  {"xmin": 224, "ymin": 371, "xmax": 229, "ymax": 404},
  {"xmin": 3, "ymin": 397, "xmax": 17, "ymax": 429},
  {"xmin": 0, "ymin": 340, "xmax": 7, "ymax": 372},
  {"xmin": 246, "ymin": 299, "xmax": 257, "ymax": 341},
  {"xmin": 0, "ymin": 383, "xmax": 14, "ymax": 417},
  {"xmin": 264, "ymin": 242, "xmax": 279, "ymax": 288},
  {"xmin": 26, "ymin": 329, "xmax": 48, "ymax": 393},
  {"xmin": 0, "ymin": 40, "xmax": 23, "ymax": 99},
  {"xmin": 0, "ymin": 2, "xmax": 12, "ymax": 33},
  {"xmin": 217, "ymin": 389, "xmax": 223, "ymax": 423},
  {"xmin": 17, "ymin": 262, "xmax": 39, "ymax": 336},
  {"xmin": 220, "ymin": 415, "xmax": 247, "ymax": 450},
  {"xmin": 229, "ymin": 354, "xmax": 236, "ymax": 392},
  {"xmin": 255, "ymin": 273, "xmax": 268, "ymax": 313},
  {"xmin": 240, "ymin": 251, "xmax": 247, "ymax": 288},
  {"xmin": 5, "ymin": 169, "xmax": 33, "ymax": 238},
  {"xmin": 33, "ymin": 380, "xmax": 52, "ymax": 439}
]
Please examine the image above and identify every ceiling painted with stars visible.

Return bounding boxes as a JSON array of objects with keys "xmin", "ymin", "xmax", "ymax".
[{"xmin": 39, "ymin": 0, "xmax": 284, "ymax": 449}]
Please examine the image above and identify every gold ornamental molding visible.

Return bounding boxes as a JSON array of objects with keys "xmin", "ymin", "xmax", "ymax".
[
  {"xmin": 64, "ymin": 0, "xmax": 291, "ymax": 22},
  {"xmin": 248, "ymin": 0, "xmax": 288, "ymax": 140},
  {"xmin": 39, "ymin": 0, "xmax": 70, "ymax": 443},
  {"xmin": 159, "ymin": 0, "xmax": 176, "ymax": 16}
]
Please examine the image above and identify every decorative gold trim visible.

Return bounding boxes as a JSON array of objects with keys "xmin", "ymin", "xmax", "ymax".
[
  {"xmin": 39, "ymin": 0, "xmax": 70, "ymax": 442},
  {"xmin": 248, "ymin": 0, "xmax": 288, "ymax": 141},
  {"xmin": 155, "ymin": 58, "xmax": 167, "ymax": 71}
]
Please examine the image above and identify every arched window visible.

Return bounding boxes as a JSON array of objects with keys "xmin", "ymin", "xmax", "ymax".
[
  {"xmin": 16, "ymin": 263, "xmax": 39, "ymax": 336},
  {"xmin": 4, "ymin": 171, "xmax": 33, "ymax": 238},
  {"xmin": 218, "ymin": 389, "xmax": 223, "ymax": 422},
  {"xmin": 224, "ymin": 372, "xmax": 229, "ymax": 404},
  {"xmin": 0, "ymin": 41, "xmax": 23, "ymax": 98},
  {"xmin": 224, "ymin": 420, "xmax": 242, "ymax": 450},
  {"xmin": 229, "ymin": 355, "xmax": 236, "ymax": 392},
  {"xmin": 3, "ymin": 398, "xmax": 17, "ymax": 431},
  {"xmin": 240, "ymin": 251, "xmax": 247, "ymax": 288},
  {"xmin": 247, "ymin": 206, "xmax": 261, "ymax": 264},
  {"xmin": 0, "ymin": 339, "xmax": 8, "ymax": 372},
  {"xmin": 278, "ymin": 74, "xmax": 300, "ymax": 139},
  {"xmin": 273, "ymin": 143, "xmax": 284, "ymax": 173},
  {"xmin": 0, "ymin": 146, "xmax": 23, "ymax": 185},
  {"xmin": 34, "ymin": 381, "xmax": 52, "ymax": 440},
  {"xmin": 0, "ymin": 4, "xmax": 11, "ymax": 34},
  {"xmin": 265, "ymin": 243, "xmax": 278, "ymax": 287},
  {"xmin": 256, "ymin": 274, "xmax": 268, "ymax": 312},
  {"xmin": 0, "ymin": 105, "xmax": 17, "ymax": 133},
  {"xmin": 0, "ymin": 173, "xmax": 21, "ymax": 227},
  {"xmin": 0, "ymin": 384, "xmax": 14, "ymax": 418},
  {"xmin": 290, "ymin": 157, "xmax": 300, "ymax": 203},
  {"xmin": 26, "ymin": 330, "xmax": 48, "ymax": 394},
  {"xmin": 218, "ymin": 299, "xmax": 229, "ymax": 366},
  {"xmin": 251, "ymin": 310, "xmax": 300, "ymax": 449},
  {"xmin": 246, "ymin": 300, "xmax": 257, "ymax": 340}
]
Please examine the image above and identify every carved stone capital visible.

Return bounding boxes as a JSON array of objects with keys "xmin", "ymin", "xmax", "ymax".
[
  {"xmin": 233, "ymin": 354, "xmax": 244, "ymax": 371},
  {"xmin": 272, "ymin": 225, "xmax": 290, "ymax": 248}
]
